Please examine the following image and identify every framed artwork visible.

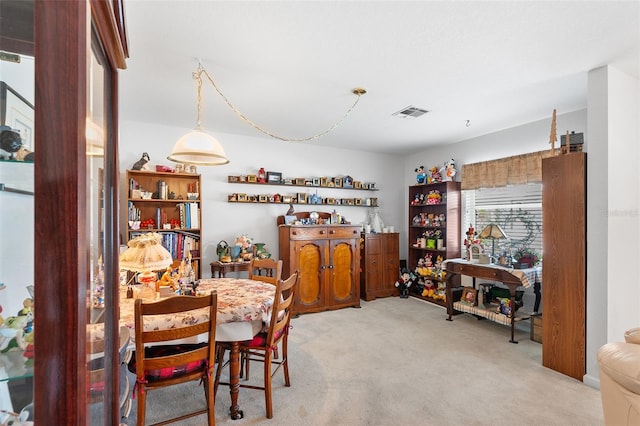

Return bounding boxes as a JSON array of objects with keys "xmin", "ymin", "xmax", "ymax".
[
  {"xmin": 354, "ymin": 181, "xmax": 362, "ymax": 189},
  {"xmin": 258, "ymin": 194, "xmax": 268, "ymax": 203},
  {"xmin": 237, "ymin": 193, "xmax": 247, "ymax": 202},
  {"xmin": 1, "ymin": 81, "xmax": 35, "ymax": 150},
  {"xmin": 320, "ymin": 177, "xmax": 328, "ymax": 187},
  {"xmin": 298, "ymin": 193, "xmax": 307, "ymax": 204},
  {"xmin": 333, "ymin": 177, "xmax": 343, "ymax": 188},
  {"xmin": 294, "ymin": 178, "xmax": 305, "ymax": 186},
  {"xmin": 247, "ymin": 174, "xmax": 257, "ymax": 183},
  {"xmin": 267, "ymin": 171, "xmax": 282, "ymax": 184},
  {"xmin": 312, "ymin": 177, "xmax": 320, "ymax": 186},
  {"xmin": 460, "ymin": 287, "xmax": 477, "ymax": 306}
]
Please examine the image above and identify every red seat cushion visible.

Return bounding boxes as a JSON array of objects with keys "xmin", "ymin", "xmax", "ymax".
[
  {"xmin": 242, "ymin": 328, "xmax": 285, "ymax": 348},
  {"xmin": 128, "ymin": 343, "xmax": 207, "ymax": 382}
]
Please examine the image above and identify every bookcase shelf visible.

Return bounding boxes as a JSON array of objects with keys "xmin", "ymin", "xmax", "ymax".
[{"xmin": 126, "ymin": 170, "xmax": 202, "ymax": 279}]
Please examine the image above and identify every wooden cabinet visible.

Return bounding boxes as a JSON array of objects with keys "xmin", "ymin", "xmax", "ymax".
[
  {"xmin": 125, "ymin": 170, "xmax": 202, "ymax": 279},
  {"xmin": 542, "ymin": 152, "xmax": 586, "ymax": 381},
  {"xmin": 279, "ymin": 224, "xmax": 361, "ymax": 315},
  {"xmin": 408, "ymin": 181, "xmax": 461, "ymax": 306},
  {"xmin": 360, "ymin": 233, "xmax": 400, "ymax": 300}
]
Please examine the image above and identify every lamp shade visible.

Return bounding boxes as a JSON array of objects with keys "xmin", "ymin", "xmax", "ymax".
[
  {"xmin": 119, "ymin": 232, "xmax": 173, "ymax": 272},
  {"xmin": 167, "ymin": 129, "xmax": 229, "ymax": 166},
  {"xmin": 478, "ymin": 224, "xmax": 508, "ymax": 240}
]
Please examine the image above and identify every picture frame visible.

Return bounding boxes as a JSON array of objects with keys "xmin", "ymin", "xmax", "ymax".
[
  {"xmin": 312, "ymin": 177, "xmax": 320, "ymax": 186},
  {"xmin": 320, "ymin": 177, "xmax": 328, "ymax": 187},
  {"xmin": 247, "ymin": 174, "xmax": 258, "ymax": 183},
  {"xmin": 294, "ymin": 178, "xmax": 306, "ymax": 186},
  {"xmin": 258, "ymin": 194, "xmax": 268, "ymax": 203},
  {"xmin": 354, "ymin": 181, "xmax": 362, "ymax": 189},
  {"xmin": 333, "ymin": 177, "xmax": 343, "ymax": 188},
  {"xmin": 237, "ymin": 193, "xmax": 247, "ymax": 202},
  {"xmin": 282, "ymin": 195, "xmax": 292, "ymax": 203},
  {"xmin": 298, "ymin": 193, "xmax": 307, "ymax": 204},
  {"xmin": 1, "ymin": 81, "xmax": 35, "ymax": 150},
  {"xmin": 267, "ymin": 171, "xmax": 282, "ymax": 184},
  {"xmin": 460, "ymin": 287, "xmax": 478, "ymax": 306}
]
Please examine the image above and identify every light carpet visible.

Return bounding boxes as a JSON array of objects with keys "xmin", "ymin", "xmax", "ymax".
[{"xmin": 123, "ymin": 296, "xmax": 603, "ymax": 425}]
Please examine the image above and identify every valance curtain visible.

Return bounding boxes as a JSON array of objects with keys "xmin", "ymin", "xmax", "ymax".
[{"xmin": 461, "ymin": 149, "xmax": 555, "ymax": 190}]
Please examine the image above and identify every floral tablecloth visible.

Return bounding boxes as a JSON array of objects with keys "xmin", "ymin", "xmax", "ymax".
[{"xmin": 88, "ymin": 278, "xmax": 276, "ymax": 344}]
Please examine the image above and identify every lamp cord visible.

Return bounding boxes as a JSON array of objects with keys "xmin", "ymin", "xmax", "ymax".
[{"xmin": 196, "ymin": 64, "xmax": 365, "ymax": 143}]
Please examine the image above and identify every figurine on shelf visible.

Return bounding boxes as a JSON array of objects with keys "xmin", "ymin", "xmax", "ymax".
[
  {"xmin": 131, "ymin": 152, "xmax": 150, "ymax": 171},
  {"xmin": 444, "ymin": 158, "xmax": 457, "ymax": 181},
  {"xmin": 257, "ymin": 167, "xmax": 267, "ymax": 183},
  {"xmin": 395, "ymin": 267, "xmax": 414, "ymax": 299},
  {"xmin": 428, "ymin": 166, "xmax": 441, "ymax": 183},
  {"xmin": 415, "ymin": 165, "xmax": 426, "ymax": 184}
]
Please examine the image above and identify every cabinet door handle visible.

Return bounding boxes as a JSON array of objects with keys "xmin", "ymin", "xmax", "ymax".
[
  {"xmin": 328, "ymin": 264, "xmax": 334, "ymax": 269},
  {"xmin": 319, "ymin": 230, "xmax": 325, "ymax": 235},
  {"xmin": 329, "ymin": 229, "xmax": 335, "ymax": 234},
  {"xmin": 320, "ymin": 265, "xmax": 326, "ymax": 270},
  {"xmin": 292, "ymin": 231, "xmax": 297, "ymax": 235}
]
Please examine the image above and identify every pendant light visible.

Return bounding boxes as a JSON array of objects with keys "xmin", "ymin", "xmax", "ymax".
[{"xmin": 168, "ymin": 64, "xmax": 230, "ymax": 166}]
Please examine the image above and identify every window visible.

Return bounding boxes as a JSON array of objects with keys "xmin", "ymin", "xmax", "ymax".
[{"xmin": 462, "ymin": 183, "xmax": 542, "ymax": 259}]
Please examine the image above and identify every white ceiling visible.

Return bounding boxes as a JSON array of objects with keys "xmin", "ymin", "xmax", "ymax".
[{"xmin": 119, "ymin": 1, "xmax": 640, "ymax": 155}]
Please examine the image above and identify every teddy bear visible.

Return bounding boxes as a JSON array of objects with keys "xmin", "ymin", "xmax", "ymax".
[
  {"xmin": 414, "ymin": 166, "xmax": 426, "ymax": 184},
  {"xmin": 395, "ymin": 267, "xmax": 414, "ymax": 298}
]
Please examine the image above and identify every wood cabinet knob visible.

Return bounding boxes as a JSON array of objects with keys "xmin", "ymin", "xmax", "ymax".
[
  {"xmin": 292, "ymin": 231, "xmax": 298, "ymax": 235},
  {"xmin": 319, "ymin": 230, "xmax": 325, "ymax": 234},
  {"xmin": 329, "ymin": 229, "xmax": 335, "ymax": 234}
]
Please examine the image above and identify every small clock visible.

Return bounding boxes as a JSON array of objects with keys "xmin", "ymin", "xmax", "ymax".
[{"xmin": 309, "ymin": 211, "xmax": 319, "ymax": 223}]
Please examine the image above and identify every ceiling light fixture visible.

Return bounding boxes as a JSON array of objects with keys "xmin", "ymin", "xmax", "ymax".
[
  {"xmin": 168, "ymin": 63, "xmax": 230, "ymax": 166},
  {"xmin": 197, "ymin": 62, "xmax": 366, "ymax": 142}
]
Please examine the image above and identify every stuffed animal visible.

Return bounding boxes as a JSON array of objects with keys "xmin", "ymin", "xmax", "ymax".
[
  {"xmin": 444, "ymin": 158, "xmax": 457, "ymax": 181},
  {"xmin": 414, "ymin": 166, "xmax": 426, "ymax": 184},
  {"xmin": 0, "ymin": 125, "xmax": 24, "ymax": 160},
  {"xmin": 395, "ymin": 267, "xmax": 414, "ymax": 298},
  {"xmin": 429, "ymin": 166, "xmax": 441, "ymax": 183},
  {"xmin": 132, "ymin": 152, "xmax": 151, "ymax": 170}
]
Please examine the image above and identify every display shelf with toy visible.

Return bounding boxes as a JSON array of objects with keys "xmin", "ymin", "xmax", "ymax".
[{"xmin": 408, "ymin": 162, "xmax": 461, "ymax": 307}]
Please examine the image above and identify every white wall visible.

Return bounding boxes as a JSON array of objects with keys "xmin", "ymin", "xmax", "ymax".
[
  {"xmin": 119, "ymin": 120, "xmax": 405, "ymax": 270},
  {"xmin": 585, "ymin": 66, "xmax": 640, "ymax": 388}
]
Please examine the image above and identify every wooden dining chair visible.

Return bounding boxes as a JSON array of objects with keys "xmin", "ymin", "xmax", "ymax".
[
  {"xmin": 248, "ymin": 258, "xmax": 283, "ymax": 285},
  {"xmin": 215, "ymin": 271, "xmax": 298, "ymax": 419},
  {"xmin": 128, "ymin": 293, "xmax": 217, "ymax": 426}
]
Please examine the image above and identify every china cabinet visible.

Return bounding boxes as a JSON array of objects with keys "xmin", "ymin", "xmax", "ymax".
[
  {"xmin": 278, "ymin": 213, "xmax": 360, "ymax": 315},
  {"xmin": 31, "ymin": 1, "xmax": 129, "ymax": 423}
]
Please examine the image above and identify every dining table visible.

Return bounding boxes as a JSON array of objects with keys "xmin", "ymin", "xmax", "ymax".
[{"xmin": 88, "ymin": 277, "xmax": 276, "ymax": 420}]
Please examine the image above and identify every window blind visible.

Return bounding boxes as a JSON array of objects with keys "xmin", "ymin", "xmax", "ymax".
[{"xmin": 462, "ymin": 183, "xmax": 543, "ymax": 257}]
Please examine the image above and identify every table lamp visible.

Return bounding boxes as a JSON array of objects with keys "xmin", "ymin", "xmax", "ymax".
[
  {"xmin": 478, "ymin": 224, "xmax": 508, "ymax": 262},
  {"xmin": 119, "ymin": 232, "xmax": 173, "ymax": 299}
]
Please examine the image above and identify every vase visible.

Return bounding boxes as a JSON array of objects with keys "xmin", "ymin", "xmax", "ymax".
[
  {"xmin": 230, "ymin": 246, "xmax": 241, "ymax": 260},
  {"xmin": 368, "ymin": 208, "xmax": 384, "ymax": 233}
]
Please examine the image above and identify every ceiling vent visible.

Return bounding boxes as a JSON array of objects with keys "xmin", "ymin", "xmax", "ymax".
[{"xmin": 392, "ymin": 105, "xmax": 429, "ymax": 119}]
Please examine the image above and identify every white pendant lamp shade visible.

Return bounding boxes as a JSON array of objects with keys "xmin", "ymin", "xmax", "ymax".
[{"xmin": 167, "ymin": 129, "xmax": 230, "ymax": 166}]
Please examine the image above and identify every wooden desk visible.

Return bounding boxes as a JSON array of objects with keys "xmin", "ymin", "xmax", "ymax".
[
  {"xmin": 443, "ymin": 259, "xmax": 542, "ymax": 343},
  {"xmin": 210, "ymin": 260, "xmax": 251, "ymax": 278}
]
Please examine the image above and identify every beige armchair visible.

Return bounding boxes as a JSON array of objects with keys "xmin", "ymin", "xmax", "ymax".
[{"xmin": 597, "ymin": 328, "xmax": 640, "ymax": 425}]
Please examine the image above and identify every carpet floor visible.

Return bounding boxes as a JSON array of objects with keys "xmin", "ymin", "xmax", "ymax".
[{"xmin": 122, "ymin": 296, "xmax": 603, "ymax": 425}]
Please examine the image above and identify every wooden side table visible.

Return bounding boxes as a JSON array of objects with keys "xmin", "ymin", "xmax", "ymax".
[{"xmin": 210, "ymin": 261, "xmax": 251, "ymax": 278}]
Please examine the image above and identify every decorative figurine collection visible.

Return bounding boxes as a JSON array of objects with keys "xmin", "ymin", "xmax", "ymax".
[{"xmin": 414, "ymin": 159, "xmax": 456, "ymax": 184}]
